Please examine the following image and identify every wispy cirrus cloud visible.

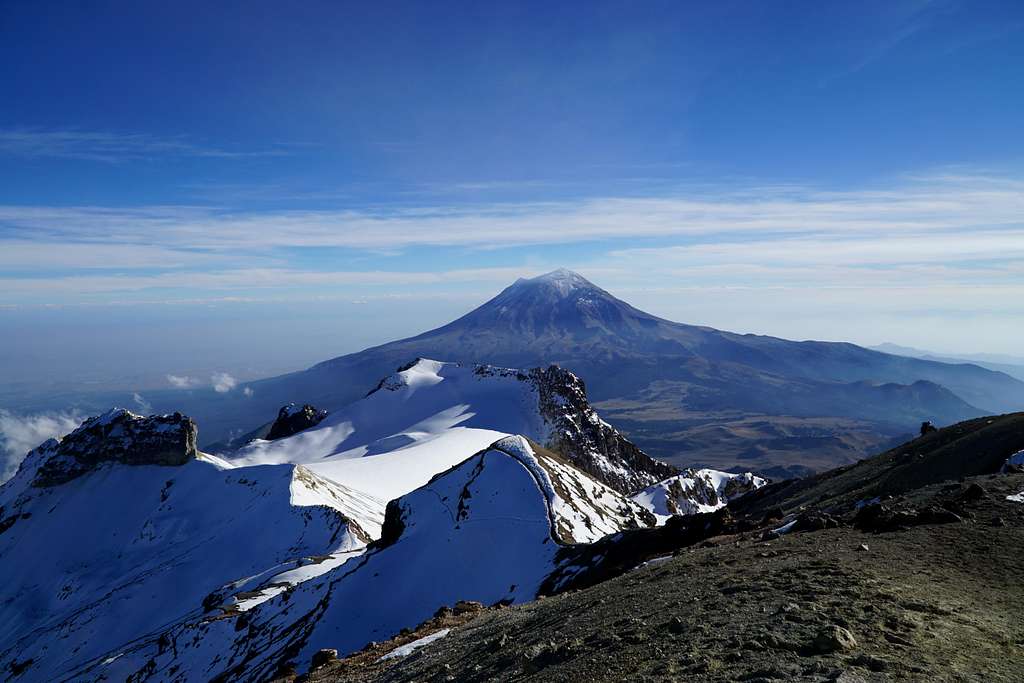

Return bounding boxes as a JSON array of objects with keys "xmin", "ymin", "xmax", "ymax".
[
  {"xmin": 1, "ymin": 171, "xmax": 1022, "ymax": 253},
  {"xmin": 0, "ymin": 127, "xmax": 289, "ymax": 163},
  {"xmin": 0, "ymin": 170, "xmax": 1022, "ymax": 308}
]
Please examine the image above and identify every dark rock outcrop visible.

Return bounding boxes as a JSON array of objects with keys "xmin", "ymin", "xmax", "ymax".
[
  {"xmin": 530, "ymin": 365, "xmax": 677, "ymax": 493},
  {"xmin": 266, "ymin": 403, "xmax": 328, "ymax": 441},
  {"xmin": 470, "ymin": 364, "xmax": 677, "ymax": 494},
  {"xmin": 853, "ymin": 502, "xmax": 963, "ymax": 533},
  {"xmin": 540, "ymin": 507, "xmax": 739, "ymax": 595},
  {"xmin": 24, "ymin": 409, "xmax": 197, "ymax": 487}
]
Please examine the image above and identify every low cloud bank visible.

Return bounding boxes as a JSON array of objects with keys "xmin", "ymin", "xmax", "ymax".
[
  {"xmin": 0, "ymin": 409, "xmax": 84, "ymax": 483},
  {"xmin": 167, "ymin": 374, "xmax": 201, "ymax": 389},
  {"xmin": 211, "ymin": 372, "xmax": 237, "ymax": 393}
]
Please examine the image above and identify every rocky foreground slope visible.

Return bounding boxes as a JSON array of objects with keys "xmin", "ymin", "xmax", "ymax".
[{"xmin": 296, "ymin": 414, "xmax": 1024, "ymax": 682}]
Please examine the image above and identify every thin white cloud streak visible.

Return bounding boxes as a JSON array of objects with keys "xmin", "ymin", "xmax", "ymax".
[
  {"xmin": 0, "ymin": 409, "xmax": 84, "ymax": 483},
  {"xmin": 1, "ymin": 173, "xmax": 1023, "ymax": 253},
  {"xmin": 0, "ymin": 128, "xmax": 288, "ymax": 163},
  {"xmin": 0, "ymin": 171, "xmax": 1022, "ymax": 307},
  {"xmin": 609, "ymin": 230, "xmax": 1024, "ymax": 268},
  {"xmin": 0, "ymin": 241, "xmax": 224, "ymax": 270},
  {"xmin": 132, "ymin": 392, "xmax": 153, "ymax": 414},
  {"xmin": 0, "ymin": 267, "xmax": 546, "ymax": 298}
]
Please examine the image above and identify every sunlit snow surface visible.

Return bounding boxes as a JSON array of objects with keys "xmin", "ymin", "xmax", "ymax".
[
  {"xmin": 377, "ymin": 628, "xmax": 451, "ymax": 661},
  {"xmin": 227, "ymin": 359, "xmax": 549, "ymax": 501}
]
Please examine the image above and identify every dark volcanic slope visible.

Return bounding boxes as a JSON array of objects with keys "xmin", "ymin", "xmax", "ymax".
[
  {"xmin": 733, "ymin": 411, "xmax": 1024, "ymax": 517},
  {"xmin": 302, "ymin": 472, "xmax": 1024, "ymax": 683},
  {"xmin": 161, "ymin": 270, "xmax": 1023, "ymax": 474}
]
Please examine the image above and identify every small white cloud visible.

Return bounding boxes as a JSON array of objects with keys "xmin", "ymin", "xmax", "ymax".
[
  {"xmin": 0, "ymin": 409, "xmax": 84, "ymax": 483},
  {"xmin": 211, "ymin": 372, "xmax": 237, "ymax": 393},
  {"xmin": 132, "ymin": 392, "xmax": 152, "ymax": 414},
  {"xmin": 166, "ymin": 374, "xmax": 201, "ymax": 389},
  {"xmin": 242, "ymin": 387, "xmax": 254, "ymax": 397}
]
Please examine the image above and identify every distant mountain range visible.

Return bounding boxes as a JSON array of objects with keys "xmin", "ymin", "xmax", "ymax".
[
  {"xmin": 871, "ymin": 342, "xmax": 1024, "ymax": 382},
  {"xmin": 137, "ymin": 269, "xmax": 1023, "ymax": 478}
]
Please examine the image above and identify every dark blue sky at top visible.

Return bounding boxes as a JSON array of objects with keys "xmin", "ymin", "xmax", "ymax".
[
  {"xmin": 2, "ymin": 0, "xmax": 1022, "ymax": 207},
  {"xmin": 1, "ymin": 0, "xmax": 1023, "ymax": 400}
]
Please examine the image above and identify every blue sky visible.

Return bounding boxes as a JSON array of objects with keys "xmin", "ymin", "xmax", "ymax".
[{"xmin": 1, "ymin": 0, "xmax": 1023, "ymax": 397}]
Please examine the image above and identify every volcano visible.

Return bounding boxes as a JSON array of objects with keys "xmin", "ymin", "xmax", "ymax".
[{"xmin": 163, "ymin": 270, "xmax": 1023, "ymax": 478}]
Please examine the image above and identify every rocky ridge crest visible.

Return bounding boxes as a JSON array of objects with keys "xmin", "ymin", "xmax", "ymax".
[{"xmin": 22, "ymin": 409, "xmax": 197, "ymax": 487}]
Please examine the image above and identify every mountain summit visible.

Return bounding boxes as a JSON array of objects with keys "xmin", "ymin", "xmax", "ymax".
[
  {"xmin": 162, "ymin": 270, "xmax": 1024, "ymax": 478},
  {"xmin": 423, "ymin": 269, "xmax": 664, "ymax": 345}
]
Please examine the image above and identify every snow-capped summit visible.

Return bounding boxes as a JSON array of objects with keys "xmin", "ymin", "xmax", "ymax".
[
  {"xmin": 512, "ymin": 267, "xmax": 597, "ymax": 297},
  {"xmin": 443, "ymin": 268, "xmax": 659, "ymax": 341}
]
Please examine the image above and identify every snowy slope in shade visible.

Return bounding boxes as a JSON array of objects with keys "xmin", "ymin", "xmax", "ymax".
[
  {"xmin": 0, "ymin": 413, "xmax": 384, "ymax": 683},
  {"xmin": 97, "ymin": 437, "xmax": 654, "ymax": 681},
  {"xmin": 632, "ymin": 468, "xmax": 767, "ymax": 524},
  {"xmin": 227, "ymin": 359, "xmax": 670, "ymax": 501}
]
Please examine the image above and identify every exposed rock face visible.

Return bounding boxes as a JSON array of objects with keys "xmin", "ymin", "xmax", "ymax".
[
  {"xmin": 267, "ymin": 403, "xmax": 328, "ymax": 440},
  {"xmin": 631, "ymin": 469, "xmax": 767, "ymax": 523},
  {"xmin": 25, "ymin": 409, "xmax": 197, "ymax": 487},
  {"xmin": 474, "ymin": 363, "xmax": 678, "ymax": 494}
]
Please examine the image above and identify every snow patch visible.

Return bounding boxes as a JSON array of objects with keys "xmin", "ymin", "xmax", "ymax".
[
  {"xmin": 632, "ymin": 468, "xmax": 766, "ymax": 524},
  {"xmin": 377, "ymin": 629, "xmax": 451, "ymax": 662}
]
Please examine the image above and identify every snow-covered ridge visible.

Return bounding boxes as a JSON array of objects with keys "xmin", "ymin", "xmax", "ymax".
[
  {"xmin": 230, "ymin": 359, "xmax": 675, "ymax": 501},
  {"xmin": 93, "ymin": 437, "xmax": 654, "ymax": 681},
  {"xmin": 0, "ymin": 442, "xmax": 380, "ymax": 682},
  {"xmin": 260, "ymin": 356, "xmax": 671, "ymax": 499},
  {"xmin": 417, "ymin": 435, "xmax": 655, "ymax": 545},
  {"xmin": 0, "ymin": 366, "xmax": 671, "ymax": 681},
  {"xmin": 631, "ymin": 468, "xmax": 767, "ymax": 524}
]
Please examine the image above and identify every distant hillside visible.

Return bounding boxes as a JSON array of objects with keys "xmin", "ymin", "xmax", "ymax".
[{"xmin": 872, "ymin": 342, "xmax": 1024, "ymax": 382}]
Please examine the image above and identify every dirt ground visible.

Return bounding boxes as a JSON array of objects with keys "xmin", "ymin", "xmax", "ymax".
[{"xmin": 299, "ymin": 472, "xmax": 1024, "ymax": 682}]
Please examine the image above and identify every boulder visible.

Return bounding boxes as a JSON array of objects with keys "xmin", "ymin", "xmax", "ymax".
[
  {"xmin": 309, "ymin": 648, "xmax": 338, "ymax": 671},
  {"xmin": 809, "ymin": 625, "xmax": 857, "ymax": 654},
  {"xmin": 266, "ymin": 403, "xmax": 328, "ymax": 440},
  {"xmin": 793, "ymin": 510, "xmax": 841, "ymax": 532}
]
